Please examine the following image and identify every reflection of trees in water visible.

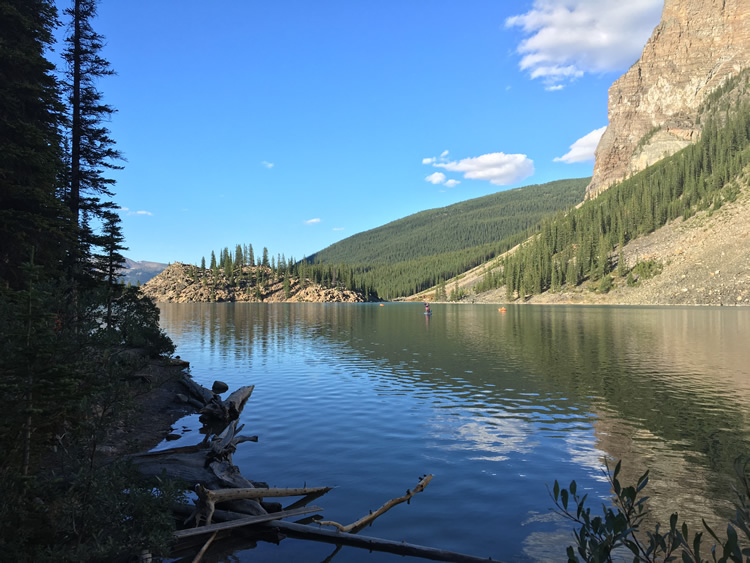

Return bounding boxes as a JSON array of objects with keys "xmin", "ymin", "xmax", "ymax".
[
  {"xmin": 483, "ymin": 306, "xmax": 750, "ymax": 529},
  {"xmin": 304, "ymin": 303, "xmax": 750, "ymax": 531},
  {"xmin": 159, "ymin": 303, "xmax": 750, "ymax": 535}
]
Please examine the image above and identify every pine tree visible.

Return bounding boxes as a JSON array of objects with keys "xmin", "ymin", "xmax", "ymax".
[
  {"xmin": 235, "ymin": 244, "xmax": 243, "ymax": 269},
  {"xmin": 92, "ymin": 208, "xmax": 127, "ymax": 327},
  {"xmin": 62, "ymin": 0, "xmax": 122, "ymax": 280},
  {"xmin": 0, "ymin": 0, "xmax": 68, "ymax": 290}
]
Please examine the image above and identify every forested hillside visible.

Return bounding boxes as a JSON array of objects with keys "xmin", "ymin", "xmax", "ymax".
[
  {"xmin": 478, "ymin": 70, "xmax": 750, "ymax": 300},
  {"xmin": 305, "ymin": 178, "xmax": 588, "ymax": 299},
  {"xmin": 310, "ymin": 178, "xmax": 588, "ymax": 264}
]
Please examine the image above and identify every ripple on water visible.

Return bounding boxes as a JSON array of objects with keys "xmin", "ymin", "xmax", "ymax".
[{"xmin": 157, "ymin": 303, "xmax": 750, "ymax": 562}]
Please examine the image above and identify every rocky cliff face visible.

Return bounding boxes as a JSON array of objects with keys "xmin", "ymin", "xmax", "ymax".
[{"xmin": 587, "ymin": 0, "xmax": 750, "ymax": 199}]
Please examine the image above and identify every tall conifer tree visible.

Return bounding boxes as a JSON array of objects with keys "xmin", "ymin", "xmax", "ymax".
[
  {"xmin": 0, "ymin": 0, "xmax": 68, "ymax": 289},
  {"xmin": 62, "ymin": 0, "xmax": 122, "ymax": 279}
]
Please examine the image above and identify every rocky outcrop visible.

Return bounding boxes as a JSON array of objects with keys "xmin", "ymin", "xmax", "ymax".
[
  {"xmin": 587, "ymin": 0, "xmax": 750, "ymax": 199},
  {"xmin": 141, "ymin": 263, "xmax": 370, "ymax": 304}
]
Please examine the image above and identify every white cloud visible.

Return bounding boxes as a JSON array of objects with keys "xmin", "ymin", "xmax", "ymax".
[
  {"xmin": 434, "ymin": 152, "xmax": 534, "ymax": 186},
  {"xmin": 506, "ymin": 0, "xmax": 663, "ymax": 88},
  {"xmin": 261, "ymin": 160, "xmax": 274, "ymax": 169},
  {"xmin": 425, "ymin": 172, "xmax": 447, "ymax": 185},
  {"xmin": 422, "ymin": 157, "xmax": 436, "ymax": 165},
  {"xmin": 440, "ymin": 150, "xmax": 450, "ymax": 158},
  {"xmin": 332, "ymin": 227, "xmax": 344, "ymax": 231},
  {"xmin": 126, "ymin": 210, "xmax": 153, "ymax": 216},
  {"xmin": 444, "ymin": 179, "xmax": 461, "ymax": 188},
  {"xmin": 305, "ymin": 218, "xmax": 321, "ymax": 225},
  {"xmin": 554, "ymin": 126, "xmax": 607, "ymax": 163}
]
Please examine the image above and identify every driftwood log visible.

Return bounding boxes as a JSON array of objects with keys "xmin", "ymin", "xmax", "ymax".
[
  {"xmin": 131, "ymin": 373, "xmax": 495, "ymax": 561},
  {"xmin": 316, "ymin": 474, "xmax": 433, "ymax": 533}
]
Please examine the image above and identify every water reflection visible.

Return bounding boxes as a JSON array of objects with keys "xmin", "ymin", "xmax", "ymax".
[{"xmin": 158, "ymin": 303, "xmax": 750, "ymax": 561}]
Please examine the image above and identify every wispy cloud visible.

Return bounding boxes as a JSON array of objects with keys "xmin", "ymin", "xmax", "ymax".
[
  {"xmin": 123, "ymin": 209, "xmax": 153, "ymax": 216},
  {"xmin": 305, "ymin": 218, "xmax": 321, "ymax": 225},
  {"xmin": 261, "ymin": 160, "xmax": 275, "ymax": 169},
  {"xmin": 506, "ymin": 0, "xmax": 663, "ymax": 89},
  {"xmin": 433, "ymin": 152, "xmax": 534, "ymax": 186},
  {"xmin": 444, "ymin": 179, "xmax": 461, "ymax": 188},
  {"xmin": 332, "ymin": 227, "xmax": 344, "ymax": 231},
  {"xmin": 554, "ymin": 126, "xmax": 607, "ymax": 163}
]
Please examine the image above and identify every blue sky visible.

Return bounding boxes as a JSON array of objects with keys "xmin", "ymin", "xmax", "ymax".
[{"xmin": 54, "ymin": 0, "xmax": 663, "ymax": 264}]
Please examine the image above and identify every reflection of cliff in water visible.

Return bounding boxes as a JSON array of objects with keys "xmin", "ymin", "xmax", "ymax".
[
  {"xmin": 159, "ymin": 303, "xmax": 750, "ymax": 530},
  {"xmin": 293, "ymin": 303, "xmax": 750, "ymax": 528},
  {"xmin": 452, "ymin": 305, "xmax": 750, "ymax": 528}
]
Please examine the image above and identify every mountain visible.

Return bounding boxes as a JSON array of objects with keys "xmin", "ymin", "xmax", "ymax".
[
  {"xmin": 309, "ymin": 178, "xmax": 588, "ymax": 265},
  {"xmin": 587, "ymin": 0, "xmax": 750, "ymax": 199},
  {"xmin": 119, "ymin": 258, "xmax": 168, "ymax": 286},
  {"xmin": 141, "ymin": 179, "xmax": 588, "ymax": 302},
  {"xmin": 423, "ymin": 68, "xmax": 750, "ymax": 305},
  {"xmin": 307, "ymin": 178, "xmax": 588, "ymax": 299}
]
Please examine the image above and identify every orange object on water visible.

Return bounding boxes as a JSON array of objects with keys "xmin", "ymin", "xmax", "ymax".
[{"xmin": 498, "ymin": 307, "xmax": 507, "ymax": 313}]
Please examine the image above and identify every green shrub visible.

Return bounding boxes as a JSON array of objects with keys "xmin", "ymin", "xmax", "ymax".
[
  {"xmin": 629, "ymin": 260, "xmax": 663, "ymax": 284},
  {"xmin": 109, "ymin": 287, "xmax": 175, "ymax": 356},
  {"xmin": 551, "ymin": 457, "xmax": 750, "ymax": 562}
]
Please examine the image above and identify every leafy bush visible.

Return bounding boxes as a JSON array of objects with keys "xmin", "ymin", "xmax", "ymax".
[
  {"xmin": 551, "ymin": 457, "xmax": 750, "ymax": 562},
  {"xmin": 108, "ymin": 287, "xmax": 175, "ymax": 356}
]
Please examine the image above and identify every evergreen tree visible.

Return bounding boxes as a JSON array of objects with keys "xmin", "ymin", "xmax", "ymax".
[
  {"xmin": 235, "ymin": 244, "xmax": 243, "ymax": 269},
  {"xmin": 61, "ymin": 0, "xmax": 122, "ymax": 278},
  {"xmin": 0, "ymin": 0, "xmax": 68, "ymax": 290},
  {"xmin": 92, "ymin": 208, "xmax": 127, "ymax": 327}
]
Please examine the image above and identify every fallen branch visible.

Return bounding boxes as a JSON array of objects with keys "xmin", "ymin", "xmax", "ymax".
[
  {"xmin": 193, "ymin": 484, "xmax": 331, "ymax": 526},
  {"xmin": 200, "ymin": 385, "xmax": 254, "ymax": 425},
  {"xmin": 268, "ymin": 520, "xmax": 498, "ymax": 563},
  {"xmin": 175, "ymin": 506, "xmax": 323, "ymax": 540},
  {"xmin": 316, "ymin": 474, "xmax": 433, "ymax": 534},
  {"xmin": 191, "ymin": 531, "xmax": 217, "ymax": 563}
]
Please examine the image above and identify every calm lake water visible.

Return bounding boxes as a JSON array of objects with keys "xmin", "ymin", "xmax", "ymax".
[{"xmin": 158, "ymin": 303, "xmax": 750, "ymax": 562}]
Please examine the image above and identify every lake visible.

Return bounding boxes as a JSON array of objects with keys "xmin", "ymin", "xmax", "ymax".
[{"xmin": 158, "ymin": 303, "xmax": 750, "ymax": 562}]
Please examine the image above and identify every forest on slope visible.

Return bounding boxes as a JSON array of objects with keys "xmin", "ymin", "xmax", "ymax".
[
  {"xmin": 161, "ymin": 178, "xmax": 589, "ymax": 302},
  {"xmin": 472, "ymin": 69, "xmax": 750, "ymax": 302},
  {"xmin": 305, "ymin": 178, "xmax": 588, "ymax": 299},
  {"xmin": 309, "ymin": 178, "xmax": 588, "ymax": 264}
]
